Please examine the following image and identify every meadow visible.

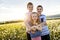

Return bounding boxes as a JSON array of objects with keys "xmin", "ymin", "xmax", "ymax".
[{"xmin": 0, "ymin": 19, "xmax": 60, "ymax": 40}]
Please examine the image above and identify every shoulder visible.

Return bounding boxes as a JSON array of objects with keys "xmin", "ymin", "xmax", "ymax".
[
  {"xmin": 40, "ymin": 14, "xmax": 46, "ymax": 18},
  {"xmin": 41, "ymin": 14, "xmax": 46, "ymax": 17},
  {"xmin": 25, "ymin": 12, "xmax": 29, "ymax": 16}
]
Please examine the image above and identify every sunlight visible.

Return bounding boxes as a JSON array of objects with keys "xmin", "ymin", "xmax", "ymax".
[
  {"xmin": 0, "ymin": 7, "xmax": 27, "ymax": 22},
  {"xmin": 0, "ymin": 0, "xmax": 60, "ymax": 22}
]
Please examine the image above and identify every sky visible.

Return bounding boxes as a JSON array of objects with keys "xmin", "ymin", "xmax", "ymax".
[{"xmin": 0, "ymin": 0, "xmax": 60, "ymax": 22}]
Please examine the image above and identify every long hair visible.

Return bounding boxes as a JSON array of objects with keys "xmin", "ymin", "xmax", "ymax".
[{"xmin": 30, "ymin": 12, "xmax": 41, "ymax": 26}]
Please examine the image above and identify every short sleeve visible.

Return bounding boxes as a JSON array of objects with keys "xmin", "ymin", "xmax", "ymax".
[
  {"xmin": 39, "ymin": 15, "xmax": 46, "ymax": 22},
  {"xmin": 43, "ymin": 15, "xmax": 46, "ymax": 22}
]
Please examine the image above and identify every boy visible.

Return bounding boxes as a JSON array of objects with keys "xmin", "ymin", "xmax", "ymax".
[
  {"xmin": 25, "ymin": 2, "xmax": 33, "ymax": 40},
  {"xmin": 37, "ymin": 5, "xmax": 50, "ymax": 40}
]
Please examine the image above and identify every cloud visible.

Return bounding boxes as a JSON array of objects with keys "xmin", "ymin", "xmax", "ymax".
[{"xmin": 0, "ymin": 0, "xmax": 60, "ymax": 21}]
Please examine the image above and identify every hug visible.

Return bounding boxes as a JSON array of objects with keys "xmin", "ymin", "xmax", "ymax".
[{"xmin": 25, "ymin": 2, "xmax": 50, "ymax": 40}]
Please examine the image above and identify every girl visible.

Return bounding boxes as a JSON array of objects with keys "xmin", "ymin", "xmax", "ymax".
[{"xmin": 28, "ymin": 12, "xmax": 42, "ymax": 40}]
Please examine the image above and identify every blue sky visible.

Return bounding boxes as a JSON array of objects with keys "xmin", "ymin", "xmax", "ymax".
[{"xmin": 0, "ymin": 0, "xmax": 60, "ymax": 22}]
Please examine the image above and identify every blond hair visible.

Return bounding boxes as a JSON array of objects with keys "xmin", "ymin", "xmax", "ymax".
[{"xmin": 30, "ymin": 12, "xmax": 41, "ymax": 26}]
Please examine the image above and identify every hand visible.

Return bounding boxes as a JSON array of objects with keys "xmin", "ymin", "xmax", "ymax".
[
  {"xmin": 31, "ymin": 31, "xmax": 36, "ymax": 34},
  {"xmin": 38, "ymin": 23, "xmax": 42, "ymax": 27},
  {"xmin": 36, "ymin": 24, "xmax": 42, "ymax": 31},
  {"xmin": 30, "ymin": 26, "xmax": 36, "ymax": 34},
  {"xmin": 32, "ymin": 25, "xmax": 36, "ymax": 27},
  {"xmin": 31, "ymin": 26, "xmax": 37, "ymax": 31}
]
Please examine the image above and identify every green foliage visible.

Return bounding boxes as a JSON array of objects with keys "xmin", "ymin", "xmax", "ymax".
[{"xmin": 0, "ymin": 20, "xmax": 60, "ymax": 40}]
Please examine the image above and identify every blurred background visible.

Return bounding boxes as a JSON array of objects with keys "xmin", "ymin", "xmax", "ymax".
[{"xmin": 0, "ymin": 0, "xmax": 60, "ymax": 40}]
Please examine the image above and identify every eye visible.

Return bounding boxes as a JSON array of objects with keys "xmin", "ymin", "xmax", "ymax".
[
  {"xmin": 37, "ymin": 9, "xmax": 39, "ymax": 10},
  {"xmin": 32, "ymin": 16, "xmax": 34, "ymax": 18},
  {"xmin": 40, "ymin": 9, "xmax": 42, "ymax": 10},
  {"xmin": 37, "ymin": 9, "xmax": 42, "ymax": 10},
  {"xmin": 29, "ymin": 7, "xmax": 31, "ymax": 8}
]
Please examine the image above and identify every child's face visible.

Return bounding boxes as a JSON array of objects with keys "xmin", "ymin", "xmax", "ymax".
[
  {"xmin": 32, "ymin": 13, "xmax": 38, "ymax": 21},
  {"xmin": 37, "ymin": 7, "xmax": 43, "ymax": 14},
  {"xmin": 27, "ymin": 5, "xmax": 33, "ymax": 12}
]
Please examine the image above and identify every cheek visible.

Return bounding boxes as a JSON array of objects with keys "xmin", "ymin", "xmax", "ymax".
[
  {"xmin": 37, "ymin": 10, "xmax": 40, "ymax": 12},
  {"xmin": 37, "ymin": 9, "xmax": 42, "ymax": 12},
  {"xmin": 32, "ymin": 16, "xmax": 35, "ymax": 20},
  {"xmin": 36, "ymin": 17, "xmax": 38, "ymax": 20},
  {"xmin": 38, "ymin": 10, "xmax": 41, "ymax": 11},
  {"xmin": 32, "ymin": 17, "xmax": 36, "ymax": 20}
]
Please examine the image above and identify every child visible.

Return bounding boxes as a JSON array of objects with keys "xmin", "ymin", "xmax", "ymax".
[
  {"xmin": 37, "ymin": 5, "xmax": 50, "ymax": 40},
  {"xmin": 25, "ymin": 2, "xmax": 33, "ymax": 40},
  {"xmin": 29, "ymin": 12, "xmax": 42, "ymax": 40}
]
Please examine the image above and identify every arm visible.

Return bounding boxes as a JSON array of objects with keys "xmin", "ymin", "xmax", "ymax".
[
  {"xmin": 37, "ymin": 24, "xmax": 42, "ymax": 31},
  {"xmin": 24, "ymin": 20, "xmax": 32, "ymax": 32},
  {"xmin": 24, "ymin": 13, "xmax": 32, "ymax": 32},
  {"xmin": 33, "ymin": 24, "xmax": 42, "ymax": 31},
  {"xmin": 41, "ymin": 22, "xmax": 47, "ymax": 26}
]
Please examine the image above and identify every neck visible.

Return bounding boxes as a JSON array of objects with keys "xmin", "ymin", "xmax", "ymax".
[
  {"xmin": 38, "ymin": 12, "xmax": 42, "ymax": 16},
  {"xmin": 29, "ymin": 10, "xmax": 32, "ymax": 12}
]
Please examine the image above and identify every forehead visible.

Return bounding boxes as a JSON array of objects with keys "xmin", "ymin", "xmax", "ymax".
[
  {"xmin": 37, "ymin": 7, "xmax": 42, "ymax": 9},
  {"xmin": 32, "ymin": 13, "xmax": 37, "ymax": 16},
  {"xmin": 27, "ymin": 5, "xmax": 33, "ymax": 7}
]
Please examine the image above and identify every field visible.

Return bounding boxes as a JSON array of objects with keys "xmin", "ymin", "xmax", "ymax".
[{"xmin": 0, "ymin": 19, "xmax": 60, "ymax": 40}]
